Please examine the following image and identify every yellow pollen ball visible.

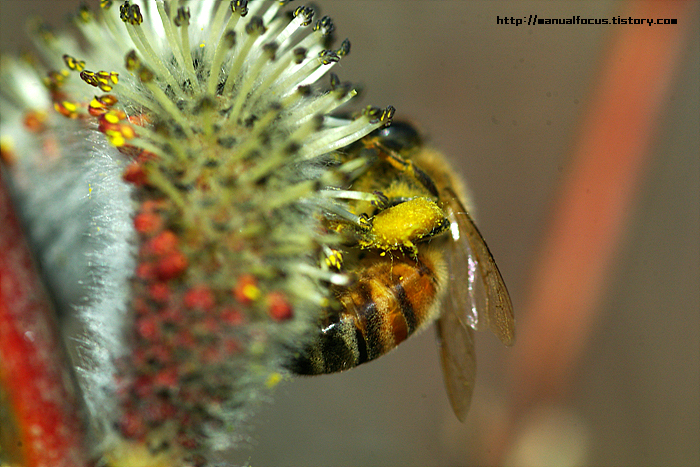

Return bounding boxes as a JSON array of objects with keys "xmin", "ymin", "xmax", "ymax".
[{"xmin": 368, "ymin": 197, "xmax": 447, "ymax": 250}]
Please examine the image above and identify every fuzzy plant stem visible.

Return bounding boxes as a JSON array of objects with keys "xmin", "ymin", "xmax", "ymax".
[{"xmin": 0, "ymin": 169, "xmax": 90, "ymax": 467}]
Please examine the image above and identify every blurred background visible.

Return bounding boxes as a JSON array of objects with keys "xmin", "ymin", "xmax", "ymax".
[{"xmin": 2, "ymin": 1, "xmax": 698, "ymax": 466}]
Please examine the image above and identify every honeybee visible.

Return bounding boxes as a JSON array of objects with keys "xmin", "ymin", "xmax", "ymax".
[{"xmin": 288, "ymin": 122, "xmax": 515, "ymax": 421}]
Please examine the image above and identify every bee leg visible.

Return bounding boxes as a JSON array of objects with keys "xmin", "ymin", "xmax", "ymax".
[{"xmin": 374, "ymin": 146, "xmax": 439, "ymax": 198}]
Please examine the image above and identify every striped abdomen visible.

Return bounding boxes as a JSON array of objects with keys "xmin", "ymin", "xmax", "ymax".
[{"xmin": 289, "ymin": 250, "xmax": 444, "ymax": 375}]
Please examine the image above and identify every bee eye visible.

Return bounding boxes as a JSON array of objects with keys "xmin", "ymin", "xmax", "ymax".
[{"xmin": 374, "ymin": 121, "xmax": 422, "ymax": 152}]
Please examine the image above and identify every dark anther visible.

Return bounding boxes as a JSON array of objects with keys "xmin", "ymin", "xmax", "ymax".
[
  {"xmin": 125, "ymin": 50, "xmax": 140, "ymax": 71},
  {"xmin": 263, "ymin": 42, "xmax": 279, "ymax": 59},
  {"xmin": 297, "ymin": 85, "xmax": 312, "ymax": 97},
  {"xmin": 293, "ymin": 47, "xmax": 308, "ymax": 64},
  {"xmin": 294, "ymin": 6, "xmax": 315, "ymax": 26},
  {"xmin": 174, "ymin": 7, "xmax": 190, "ymax": 27},
  {"xmin": 128, "ymin": 3, "xmax": 143, "ymax": 25},
  {"xmin": 223, "ymin": 30, "xmax": 236, "ymax": 49},
  {"xmin": 337, "ymin": 39, "xmax": 350, "ymax": 57},
  {"xmin": 193, "ymin": 96, "xmax": 215, "ymax": 114},
  {"xmin": 363, "ymin": 106, "xmax": 383, "ymax": 123},
  {"xmin": 311, "ymin": 114, "xmax": 324, "ymax": 130},
  {"xmin": 357, "ymin": 213, "xmax": 372, "ymax": 231},
  {"xmin": 80, "ymin": 70, "xmax": 99, "ymax": 87},
  {"xmin": 119, "ymin": 1, "xmax": 130, "ymax": 22},
  {"xmin": 313, "ymin": 16, "xmax": 334, "ymax": 36},
  {"xmin": 77, "ymin": 3, "xmax": 93, "ymax": 23},
  {"xmin": 318, "ymin": 50, "xmax": 340, "ymax": 65},
  {"xmin": 243, "ymin": 114, "xmax": 259, "ymax": 128},
  {"xmin": 245, "ymin": 16, "xmax": 266, "ymax": 36},
  {"xmin": 382, "ymin": 106, "xmax": 396, "ymax": 125},
  {"xmin": 285, "ymin": 142, "xmax": 301, "ymax": 155},
  {"xmin": 372, "ymin": 192, "xmax": 389, "ymax": 210},
  {"xmin": 138, "ymin": 66, "xmax": 155, "ymax": 83},
  {"xmin": 332, "ymin": 82, "xmax": 351, "ymax": 99},
  {"xmin": 329, "ymin": 73, "xmax": 340, "ymax": 90},
  {"xmin": 120, "ymin": 1, "xmax": 143, "ymax": 26},
  {"xmin": 217, "ymin": 136, "xmax": 237, "ymax": 148},
  {"xmin": 230, "ymin": 0, "xmax": 249, "ymax": 17}
]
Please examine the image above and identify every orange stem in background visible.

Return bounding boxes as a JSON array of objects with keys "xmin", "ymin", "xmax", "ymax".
[
  {"xmin": 479, "ymin": 4, "xmax": 698, "ymax": 464},
  {"xmin": 0, "ymin": 169, "xmax": 90, "ymax": 467},
  {"xmin": 510, "ymin": 2, "xmax": 697, "ymax": 407},
  {"xmin": 507, "ymin": 0, "xmax": 697, "ymax": 417}
]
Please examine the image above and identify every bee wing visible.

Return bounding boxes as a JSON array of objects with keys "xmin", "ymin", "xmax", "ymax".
[
  {"xmin": 436, "ymin": 308, "xmax": 476, "ymax": 422},
  {"xmin": 443, "ymin": 187, "xmax": 515, "ymax": 346}
]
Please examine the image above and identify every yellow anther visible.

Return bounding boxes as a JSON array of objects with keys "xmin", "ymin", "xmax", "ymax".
[
  {"xmin": 120, "ymin": 125, "xmax": 135, "ymax": 139},
  {"xmin": 54, "ymin": 101, "xmax": 79, "ymax": 118},
  {"xmin": 23, "ymin": 110, "xmax": 48, "ymax": 132},
  {"xmin": 43, "ymin": 70, "xmax": 69, "ymax": 90},
  {"xmin": 90, "ymin": 97, "xmax": 105, "ymax": 109},
  {"xmin": 138, "ymin": 66, "xmax": 154, "ymax": 83},
  {"xmin": 265, "ymin": 372, "xmax": 283, "ymax": 388},
  {"xmin": 63, "ymin": 54, "xmax": 86, "ymax": 71},
  {"xmin": 242, "ymin": 283, "xmax": 261, "ymax": 301},
  {"xmin": 1, "ymin": 135, "xmax": 17, "ymax": 166},
  {"xmin": 104, "ymin": 112, "xmax": 121, "ymax": 124},
  {"xmin": 96, "ymin": 70, "xmax": 118, "ymax": 84},
  {"xmin": 357, "ymin": 213, "xmax": 372, "ymax": 231},
  {"xmin": 106, "ymin": 130, "xmax": 125, "ymax": 147},
  {"xmin": 100, "ymin": 94, "xmax": 118, "ymax": 106},
  {"xmin": 325, "ymin": 249, "xmax": 343, "ymax": 270},
  {"xmin": 125, "ymin": 50, "xmax": 140, "ymax": 71},
  {"xmin": 0, "ymin": 135, "xmax": 15, "ymax": 152},
  {"xmin": 77, "ymin": 5, "xmax": 93, "ymax": 23},
  {"xmin": 80, "ymin": 70, "xmax": 99, "ymax": 87}
]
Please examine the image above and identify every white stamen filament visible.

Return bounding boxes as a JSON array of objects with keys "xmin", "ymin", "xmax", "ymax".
[
  {"xmin": 143, "ymin": 80, "xmax": 193, "ymax": 137},
  {"xmin": 301, "ymin": 116, "xmax": 381, "ymax": 160},
  {"xmin": 319, "ymin": 190, "xmax": 380, "ymax": 203},
  {"xmin": 178, "ymin": 15, "xmax": 197, "ymax": 81},
  {"xmin": 289, "ymin": 89, "xmax": 357, "ymax": 127},
  {"xmin": 295, "ymin": 263, "xmax": 349, "ymax": 286},
  {"xmin": 156, "ymin": 1, "xmax": 197, "ymax": 87},
  {"xmin": 222, "ymin": 28, "xmax": 259, "ymax": 96},
  {"xmin": 204, "ymin": 1, "xmax": 232, "ymax": 64},
  {"xmin": 125, "ymin": 23, "xmax": 183, "ymax": 97},
  {"xmin": 229, "ymin": 46, "xmax": 274, "ymax": 120}
]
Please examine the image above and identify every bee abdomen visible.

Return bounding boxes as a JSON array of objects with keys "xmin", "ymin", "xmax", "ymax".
[
  {"xmin": 289, "ymin": 253, "xmax": 441, "ymax": 375},
  {"xmin": 287, "ymin": 316, "xmax": 366, "ymax": 374}
]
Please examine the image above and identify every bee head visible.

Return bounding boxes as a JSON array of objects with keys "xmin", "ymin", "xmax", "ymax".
[{"xmin": 372, "ymin": 121, "xmax": 423, "ymax": 153}]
